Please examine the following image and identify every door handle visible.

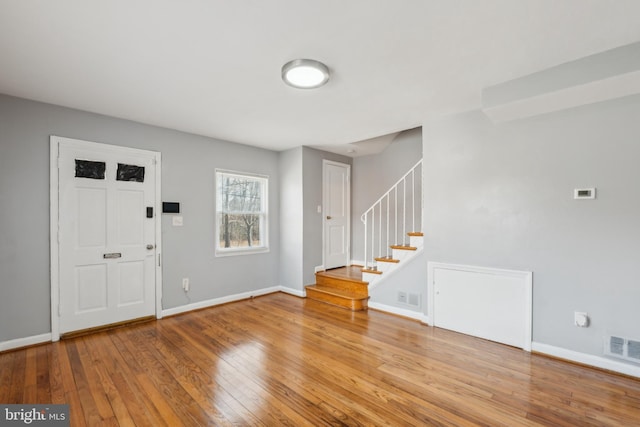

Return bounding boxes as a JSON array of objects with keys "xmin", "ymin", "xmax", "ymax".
[
  {"xmin": 326, "ymin": 216, "xmax": 332, "ymax": 220},
  {"xmin": 103, "ymin": 253, "xmax": 122, "ymax": 259},
  {"xmin": 146, "ymin": 244, "xmax": 155, "ymax": 250}
]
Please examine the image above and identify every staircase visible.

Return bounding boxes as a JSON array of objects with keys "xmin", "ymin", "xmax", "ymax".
[
  {"xmin": 362, "ymin": 231, "xmax": 423, "ymax": 287},
  {"xmin": 305, "ymin": 160, "xmax": 423, "ymax": 311},
  {"xmin": 305, "ymin": 231, "xmax": 423, "ymax": 311},
  {"xmin": 305, "ymin": 266, "xmax": 369, "ymax": 311}
]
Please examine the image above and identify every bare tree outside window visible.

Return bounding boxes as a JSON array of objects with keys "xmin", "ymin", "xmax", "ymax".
[{"xmin": 216, "ymin": 171, "xmax": 268, "ymax": 254}]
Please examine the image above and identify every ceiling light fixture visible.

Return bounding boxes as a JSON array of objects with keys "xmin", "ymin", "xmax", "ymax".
[{"xmin": 282, "ymin": 59, "xmax": 330, "ymax": 89}]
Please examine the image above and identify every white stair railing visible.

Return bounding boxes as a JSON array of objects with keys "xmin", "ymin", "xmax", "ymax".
[{"xmin": 361, "ymin": 160, "xmax": 422, "ymax": 270}]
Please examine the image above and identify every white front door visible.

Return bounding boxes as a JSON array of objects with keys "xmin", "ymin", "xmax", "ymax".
[
  {"xmin": 323, "ymin": 161, "xmax": 350, "ymax": 269},
  {"xmin": 55, "ymin": 137, "xmax": 159, "ymax": 335}
]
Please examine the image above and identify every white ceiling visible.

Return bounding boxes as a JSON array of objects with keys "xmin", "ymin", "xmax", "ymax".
[{"xmin": 1, "ymin": 1, "xmax": 639, "ymax": 153}]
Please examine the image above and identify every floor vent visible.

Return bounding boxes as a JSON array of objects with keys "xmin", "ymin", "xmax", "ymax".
[{"xmin": 605, "ymin": 335, "xmax": 640, "ymax": 364}]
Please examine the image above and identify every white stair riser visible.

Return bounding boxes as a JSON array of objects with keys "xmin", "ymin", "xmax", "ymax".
[
  {"xmin": 377, "ymin": 262, "xmax": 396, "ymax": 273},
  {"xmin": 410, "ymin": 235, "xmax": 423, "ymax": 248},
  {"xmin": 392, "ymin": 248, "xmax": 415, "ymax": 261}
]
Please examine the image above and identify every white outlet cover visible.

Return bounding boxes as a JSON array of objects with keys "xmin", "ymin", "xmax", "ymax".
[{"xmin": 172, "ymin": 216, "xmax": 183, "ymax": 226}]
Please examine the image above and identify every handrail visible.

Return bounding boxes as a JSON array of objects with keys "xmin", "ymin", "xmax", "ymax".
[{"xmin": 360, "ymin": 160, "xmax": 422, "ymax": 270}]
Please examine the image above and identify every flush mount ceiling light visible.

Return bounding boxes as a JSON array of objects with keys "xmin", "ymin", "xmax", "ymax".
[{"xmin": 282, "ymin": 59, "xmax": 330, "ymax": 89}]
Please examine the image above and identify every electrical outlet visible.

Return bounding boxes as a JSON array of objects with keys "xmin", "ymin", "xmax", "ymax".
[{"xmin": 182, "ymin": 278, "xmax": 190, "ymax": 292}]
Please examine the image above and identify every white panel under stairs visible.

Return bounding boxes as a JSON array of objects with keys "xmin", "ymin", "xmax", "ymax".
[{"xmin": 427, "ymin": 262, "xmax": 532, "ymax": 351}]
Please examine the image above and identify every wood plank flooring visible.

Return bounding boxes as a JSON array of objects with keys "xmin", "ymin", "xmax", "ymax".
[{"xmin": 1, "ymin": 292, "xmax": 639, "ymax": 426}]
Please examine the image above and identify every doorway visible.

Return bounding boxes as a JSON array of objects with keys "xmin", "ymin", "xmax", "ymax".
[{"xmin": 323, "ymin": 160, "xmax": 351, "ymax": 269}]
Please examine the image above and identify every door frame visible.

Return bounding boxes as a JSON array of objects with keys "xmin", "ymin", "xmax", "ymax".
[
  {"xmin": 50, "ymin": 136, "xmax": 163, "ymax": 341},
  {"xmin": 322, "ymin": 160, "xmax": 351, "ymax": 270}
]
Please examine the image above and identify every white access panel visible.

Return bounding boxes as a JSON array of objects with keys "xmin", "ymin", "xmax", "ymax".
[{"xmin": 428, "ymin": 262, "xmax": 532, "ymax": 351}]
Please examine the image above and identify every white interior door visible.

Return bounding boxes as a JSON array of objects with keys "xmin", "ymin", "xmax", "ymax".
[
  {"xmin": 56, "ymin": 138, "xmax": 158, "ymax": 335},
  {"xmin": 323, "ymin": 161, "xmax": 350, "ymax": 269}
]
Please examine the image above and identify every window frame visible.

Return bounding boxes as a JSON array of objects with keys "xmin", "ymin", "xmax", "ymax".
[{"xmin": 215, "ymin": 169, "xmax": 269, "ymax": 257}]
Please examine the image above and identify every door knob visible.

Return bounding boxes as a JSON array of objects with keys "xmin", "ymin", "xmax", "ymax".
[
  {"xmin": 326, "ymin": 216, "xmax": 332, "ymax": 220},
  {"xmin": 146, "ymin": 244, "xmax": 155, "ymax": 250}
]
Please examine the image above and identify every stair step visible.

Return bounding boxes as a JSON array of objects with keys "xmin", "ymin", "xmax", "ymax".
[
  {"xmin": 390, "ymin": 245, "xmax": 418, "ymax": 251},
  {"xmin": 361, "ymin": 268, "xmax": 382, "ymax": 275},
  {"xmin": 408, "ymin": 232, "xmax": 424, "ymax": 237},
  {"xmin": 315, "ymin": 273, "xmax": 368, "ymax": 293},
  {"xmin": 375, "ymin": 257, "xmax": 400, "ymax": 263},
  {"xmin": 305, "ymin": 285, "xmax": 369, "ymax": 311}
]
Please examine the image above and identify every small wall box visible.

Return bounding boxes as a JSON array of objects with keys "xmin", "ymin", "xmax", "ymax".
[{"xmin": 574, "ymin": 188, "xmax": 596, "ymax": 199}]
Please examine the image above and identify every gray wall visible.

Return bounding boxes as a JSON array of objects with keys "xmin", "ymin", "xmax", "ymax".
[
  {"xmin": 0, "ymin": 94, "xmax": 280, "ymax": 342},
  {"xmin": 279, "ymin": 147, "xmax": 303, "ymax": 291},
  {"xmin": 277, "ymin": 147, "xmax": 351, "ymax": 291},
  {"xmin": 351, "ymin": 128, "xmax": 423, "ymax": 261},
  {"xmin": 423, "ymin": 94, "xmax": 640, "ymax": 360}
]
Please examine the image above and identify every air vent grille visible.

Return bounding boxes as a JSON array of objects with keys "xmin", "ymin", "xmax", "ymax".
[
  {"xmin": 605, "ymin": 335, "xmax": 640, "ymax": 364},
  {"xmin": 610, "ymin": 336, "xmax": 625, "ymax": 355},
  {"xmin": 628, "ymin": 340, "xmax": 640, "ymax": 361}
]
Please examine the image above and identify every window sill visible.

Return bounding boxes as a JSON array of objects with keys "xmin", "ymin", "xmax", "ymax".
[{"xmin": 215, "ymin": 247, "xmax": 270, "ymax": 257}]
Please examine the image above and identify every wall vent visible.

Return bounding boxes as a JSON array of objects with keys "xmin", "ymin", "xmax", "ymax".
[
  {"xmin": 628, "ymin": 340, "xmax": 640, "ymax": 361},
  {"xmin": 609, "ymin": 336, "xmax": 625, "ymax": 355},
  {"xmin": 605, "ymin": 335, "xmax": 640, "ymax": 364}
]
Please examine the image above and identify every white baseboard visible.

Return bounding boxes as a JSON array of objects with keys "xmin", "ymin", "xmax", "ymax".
[
  {"xmin": 532, "ymin": 342, "xmax": 640, "ymax": 378},
  {"xmin": 314, "ymin": 265, "xmax": 325, "ymax": 273},
  {"xmin": 0, "ymin": 333, "xmax": 52, "ymax": 352},
  {"xmin": 368, "ymin": 301, "xmax": 425, "ymax": 322},
  {"xmin": 162, "ymin": 286, "xmax": 281, "ymax": 317},
  {"xmin": 350, "ymin": 259, "xmax": 364, "ymax": 267},
  {"xmin": 280, "ymin": 286, "xmax": 306, "ymax": 298}
]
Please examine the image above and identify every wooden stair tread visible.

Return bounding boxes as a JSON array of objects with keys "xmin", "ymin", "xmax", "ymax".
[
  {"xmin": 408, "ymin": 232, "xmax": 424, "ymax": 236},
  {"xmin": 391, "ymin": 245, "xmax": 418, "ymax": 251},
  {"xmin": 305, "ymin": 285, "xmax": 367, "ymax": 300},
  {"xmin": 375, "ymin": 257, "xmax": 400, "ymax": 263},
  {"xmin": 305, "ymin": 283, "xmax": 369, "ymax": 311},
  {"xmin": 361, "ymin": 268, "xmax": 383, "ymax": 275},
  {"xmin": 390, "ymin": 245, "xmax": 418, "ymax": 251},
  {"xmin": 316, "ymin": 269, "xmax": 367, "ymax": 285}
]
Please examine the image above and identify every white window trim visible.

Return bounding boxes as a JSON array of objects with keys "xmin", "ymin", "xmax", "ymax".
[{"xmin": 215, "ymin": 169, "xmax": 269, "ymax": 257}]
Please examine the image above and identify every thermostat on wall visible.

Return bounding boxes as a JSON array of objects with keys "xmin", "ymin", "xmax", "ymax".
[
  {"xmin": 162, "ymin": 202, "xmax": 180, "ymax": 213},
  {"xmin": 574, "ymin": 188, "xmax": 596, "ymax": 199}
]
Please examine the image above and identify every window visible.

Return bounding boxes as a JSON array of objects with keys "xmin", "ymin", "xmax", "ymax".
[{"xmin": 216, "ymin": 170, "xmax": 268, "ymax": 255}]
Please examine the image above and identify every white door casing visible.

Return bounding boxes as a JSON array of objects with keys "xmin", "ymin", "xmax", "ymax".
[
  {"xmin": 323, "ymin": 161, "xmax": 350, "ymax": 269},
  {"xmin": 50, "ymin": 136, "xmax": 162, "ymax": 340}
]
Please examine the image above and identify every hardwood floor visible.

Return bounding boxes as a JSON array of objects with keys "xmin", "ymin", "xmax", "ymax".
[{"xmin": 1, "ymin": 293, "xmax": 639, "ymax": 426}]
